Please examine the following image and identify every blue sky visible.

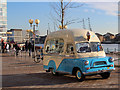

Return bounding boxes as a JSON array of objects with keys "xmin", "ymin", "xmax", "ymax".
[{"xmin": 7, "ymin": 2, "xmax": 118, "ymax": 35}]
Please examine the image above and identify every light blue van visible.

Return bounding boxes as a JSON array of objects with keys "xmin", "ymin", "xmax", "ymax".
[{"xmin": 43, "ymin": 29, "xmax": 115, "ymax": 81}]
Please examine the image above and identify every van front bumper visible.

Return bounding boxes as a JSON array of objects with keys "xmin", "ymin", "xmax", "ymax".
[{"xmin": 83, "ymin": 68, "xmax": 115, "ymax": 75}]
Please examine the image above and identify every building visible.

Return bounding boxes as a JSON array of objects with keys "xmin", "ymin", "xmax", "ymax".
[
  {"xmin": 22, "ymin": 30, "xmax": 30, "ymax": 42},
  {"xmin": 95, "ymin": 33, "xmax": 104, "ymax": 42},
  {"xmin": 0, "ymin": 0, "xmax": 7, "ymax": 32},
  {"xmin": 114, "ymin": 33, "xmax": 120, "ymax": 42},
  {"xmin": 103, "ymin": 32, "xmax": 115, "ymax": 41},
  {"xmin": 7, "ymin": 29, "xmax": 23, "ymax": 43}
]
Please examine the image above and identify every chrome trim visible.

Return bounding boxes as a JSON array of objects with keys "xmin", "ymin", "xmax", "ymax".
[
  {"xmin": 43, "ymin": 54, "xmax": 75, "ymax": 57},
  {"xmin": 83, "ymin": 68, "xmax": 115, "ymax": 75}
]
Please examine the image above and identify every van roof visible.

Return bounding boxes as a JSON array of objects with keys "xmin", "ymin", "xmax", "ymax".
[{"xmin": 47, "ymin": 29, "xmax": 100, "ymax": 42}]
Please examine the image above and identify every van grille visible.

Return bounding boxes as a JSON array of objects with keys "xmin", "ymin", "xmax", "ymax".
[{"xmin": 94, "ymin": 61, "xmax": 106, "ymax": 66}]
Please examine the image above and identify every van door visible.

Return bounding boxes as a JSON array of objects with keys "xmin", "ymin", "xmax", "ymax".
[
  {"xmin": 43, "ymin": 38, "xmax": 65, "ymax": 71},
  {"xmin": 64, "ymin": 44, "xmax": 76, "ymax": 72}
]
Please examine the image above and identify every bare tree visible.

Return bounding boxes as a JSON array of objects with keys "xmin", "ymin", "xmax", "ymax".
[{"xmin": 50, "ymin": 0, "xmax": 83, "ymax": 30}]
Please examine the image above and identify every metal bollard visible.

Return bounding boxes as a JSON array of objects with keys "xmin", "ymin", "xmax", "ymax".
[
  {"xmin": 114, "ymin": 48, "xmax": 116, "ymax": 52},
  {"xmin": 107, "ymin": 48, "xmax": 109, "ymax": 53}
]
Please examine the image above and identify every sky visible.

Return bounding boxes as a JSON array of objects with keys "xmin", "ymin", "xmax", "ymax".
[{"xmin": 7, "ymin": 1, "xmax": 118, "ymax": 35}]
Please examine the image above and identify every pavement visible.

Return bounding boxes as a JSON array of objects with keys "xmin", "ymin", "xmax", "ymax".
[{"xmin": 1, "ymin": 52, "xmax": 120, "ymax": 88}]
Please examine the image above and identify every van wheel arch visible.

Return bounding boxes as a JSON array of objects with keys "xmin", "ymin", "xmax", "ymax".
[{"xmin": 72, "ymin": 67, "xmax": 81, "ymax": 75}]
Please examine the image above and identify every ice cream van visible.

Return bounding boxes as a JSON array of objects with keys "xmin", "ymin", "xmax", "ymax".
[{"xmin": 43, "ymin": 29, "xmax": 115, "ymax": 81}]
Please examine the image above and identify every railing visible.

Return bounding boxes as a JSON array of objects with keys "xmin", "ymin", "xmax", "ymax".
[{"xmin": 104, "ymin": 48, "xmax": 120, "ymax": 54}]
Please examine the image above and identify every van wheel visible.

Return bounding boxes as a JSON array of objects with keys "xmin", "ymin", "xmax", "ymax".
[
  {"xmin": 51, "ymin": 68, "xmax": 59, "ymax": 76},
  {"xmin": 34, "ymin": 57, "xmax": 41, "ymax": 63},
  {"xmin": 75, "ymin": 69, "xmax": 85, "ymax": 82},
  {"xmin": 100, "ymin": 72, "xmax": 110, "ymax": 79}
]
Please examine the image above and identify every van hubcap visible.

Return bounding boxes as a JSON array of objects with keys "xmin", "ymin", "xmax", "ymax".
[{"xmin": 77, "ymin": 70, "xmax": 81, "ymax": 79}]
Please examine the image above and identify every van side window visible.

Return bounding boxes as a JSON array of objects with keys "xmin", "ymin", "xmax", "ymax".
[
  {"xmin": 76, "ymin": 43, "xmax": 91, "ymax": 53},
  {"xmin": 76, "ymin": 42, "xmax": 103, "ymax": 53},
  {"xmin": 45, "ymin": 39, "xmax": 64, "ymax": 54},
  {"xmin": 66, "ymin": 44, "xmax": 74, "ymax": 54}
]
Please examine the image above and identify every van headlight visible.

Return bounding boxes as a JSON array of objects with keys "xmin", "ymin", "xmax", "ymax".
[
  {"xmin": 109, "ymin": 57, "xmax": 114, "ymax": 62},
  {"xmin": 84, "ymin": 60, "xmax": 89, "ymax": 65}
]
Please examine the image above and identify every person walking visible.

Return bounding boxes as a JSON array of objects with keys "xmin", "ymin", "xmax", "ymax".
[
  {"xmin": 25, "ymin": 40, "xmax": 28, "ymax": 52},
  {"xmin": 28, "ymin": 41, "xmax": 32, "ymax": 56},
  {"xmin": 9, "ymin": 43, "xmax": 11, "ymax": 50},
  {"xmin": 6, "ymin": 42, "xmax": 10, "ymax": 53},
  {"xmin": 1, "ymin": 39, "xmax": 4, "ymax": 53},
  {"xmin": 14, "ymin": 42, "xmax": 19, "ymax": 56}
]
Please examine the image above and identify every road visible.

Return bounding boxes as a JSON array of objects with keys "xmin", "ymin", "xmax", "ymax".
[{"xmin": 1, "ymin": 52, "xmax": 120, "ymax": 88}]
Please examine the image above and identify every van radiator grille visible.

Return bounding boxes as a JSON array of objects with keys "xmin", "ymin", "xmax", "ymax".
[{"xmin": 94, "ymin": 61, "xmax": 106, "ymax": 66}]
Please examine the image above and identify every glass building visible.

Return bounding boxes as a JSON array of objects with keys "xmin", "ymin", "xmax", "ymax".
[{"xmin": 0, "ymin": 0, "xmax": 7, "ymax": 32}]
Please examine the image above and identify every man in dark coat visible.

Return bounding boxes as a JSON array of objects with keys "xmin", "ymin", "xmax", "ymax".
[
  {"xmin": 25, "ymin": 40, "xmax": 28, "ymax": 52},
  {"xmin": 14, "ymin": 42, "xmax": 19, "ymax": 56},
  {"xmin": 1, "ymin": 40, "xmax": 4, "ymax": 53},
  {"xmin": 28, "ymin": 41, "xmax": 32, "ymax": 56}
]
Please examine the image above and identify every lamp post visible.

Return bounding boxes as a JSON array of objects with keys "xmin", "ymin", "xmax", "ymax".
[
  {"xmin": 26, "ymin": 29, "xmax": 33, "ymax": 42},
  {"xmin": 29, "ymin": 19, "xmax": 40, "ymax": 58},
  {"xmin": 59, "ymin": 25, "xmax": 67, "ymax": 29}
]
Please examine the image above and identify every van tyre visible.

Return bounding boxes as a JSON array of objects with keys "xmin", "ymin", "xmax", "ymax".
[
  {"xmin": 100, "ymin": 72, "xmax": 110, "ymax": 79},
  {"xmin": 75, "ymin": 69, "xmax": 85, "ymax": 82},
  {"xmin": 34, "ymin": 57, "xmax": 41, "ymax": 63}
]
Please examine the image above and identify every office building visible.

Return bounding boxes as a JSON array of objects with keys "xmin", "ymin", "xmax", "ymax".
[
  {"xmin": 7, "ymin": 29, "xmax": 23, "ymax": 43},
  {"xmin": 0, "ymin": 0, "xmax": 7, "ymax": 32}
]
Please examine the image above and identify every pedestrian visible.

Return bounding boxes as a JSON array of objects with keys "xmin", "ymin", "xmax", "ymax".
[
  {"xmin": 14, "ymin": 42, "xmax": 19, "ymax": 56},
  {"xmin": 6, "ymin": 42, "xmax": 10, "ymax": 52},
  {"xmin": 32, "ymin": 43, "xmax": 34, "ymax": 52},
  {"xmin": 22, "ymin": 45, "xmax": 25, "ymax": 51},
  {"xmin": 28, "ymin": 41, "xmax": 32, "ymax": 56},
  {"xmin": 25, "ymin": 40, "xmax": 28, "ymax": 52},
  {"xmin": 9, "ymin": 43, "xmax": 11, "ymax": 50},
  {"xmin": 1, "ymin": 39, "xmax": 4, "ymax": 53}
]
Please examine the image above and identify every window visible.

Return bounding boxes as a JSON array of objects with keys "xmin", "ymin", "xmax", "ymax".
[
  {"xmin": 45, "ymin": 39, "xmax": 64, "ymax": 54},
  {"xmin": 0, "ymin": 21, "xmax": 7, "ymax": 24},
  {"xmin": 76, "ymin": 42, "xmax": 103, "ymax": 53},
  {"xmin": 76, "ymin": 42, "xmax": 91, "ymax": 53},
  {"xmin": 90, "ymin": 42, "xmax": 103, "ymax": 52}
]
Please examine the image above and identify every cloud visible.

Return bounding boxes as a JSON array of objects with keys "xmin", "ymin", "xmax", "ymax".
[
  {"xmin": 87, "ymin": 2, "xmax": 118, "ymax": 16},
  {"xmin": 84, "ymin": 9, "xmax": 95, "ymax": 13}
]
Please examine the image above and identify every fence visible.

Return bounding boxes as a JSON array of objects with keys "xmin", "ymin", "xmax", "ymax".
[{"xmin": 104, "ymin": 48, "xmax": 120, "ymax": 54}]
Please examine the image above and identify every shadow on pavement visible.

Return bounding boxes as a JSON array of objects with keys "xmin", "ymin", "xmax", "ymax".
[{"xmin": 2, "ymin": 72, "xmax": 103, "ymax": 87}]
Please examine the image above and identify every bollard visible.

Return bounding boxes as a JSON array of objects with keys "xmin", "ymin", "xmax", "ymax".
[
  {"xmin": 114, "ymin": 48, "xmax": 116, "ymax": 52},
  {"xmin": 107, "ymin": 48, "xmax": 109, "ymax": 54}
]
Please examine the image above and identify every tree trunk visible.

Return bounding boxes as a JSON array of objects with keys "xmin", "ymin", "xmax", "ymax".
[{"xmin": 61, "ymin": 0, "xmax": 64, "ymax": 30}]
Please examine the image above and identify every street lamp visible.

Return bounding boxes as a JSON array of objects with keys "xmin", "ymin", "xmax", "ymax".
[
  {"xmin": 26, "ymin": 29, "xmax": 33, "ymax": 42},
  {"xmin": 59, "ymin": 25, "xmax": 67, "ymax": 29},
  {"xmin": 29, "ymin": 19, "xmax": 40, "ymax": 58}
]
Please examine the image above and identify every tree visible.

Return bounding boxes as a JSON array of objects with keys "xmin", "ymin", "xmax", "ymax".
[{"xmin": 50, "ymin": 0, "xmax": 83, "ymax": 30}]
